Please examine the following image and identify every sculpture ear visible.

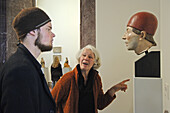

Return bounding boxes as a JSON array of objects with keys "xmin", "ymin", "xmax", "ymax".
[
  {"xmin": 139, "ymin": 31, "xmax": 146, "ymax": 40},
  {"xmin": 141, "ymin": 31, "xmax": 147, "ymax": 38}
]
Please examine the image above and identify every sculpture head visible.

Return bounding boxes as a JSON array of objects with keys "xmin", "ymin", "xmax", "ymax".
[{"xmin": 122, "ymin": 12, "xmax": 158, "ymax": 55}]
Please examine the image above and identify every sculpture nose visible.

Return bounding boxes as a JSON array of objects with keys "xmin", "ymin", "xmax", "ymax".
[{"xmin": 122, "ymin": 33, "xmax": 126, "ymax": 40}]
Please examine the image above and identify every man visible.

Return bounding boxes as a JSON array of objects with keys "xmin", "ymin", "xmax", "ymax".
[
  {"xmin": 0, "ymin": 7, "xmax": 56, "ymax": 113},
  {"xmin": 122, "ymin": 12, "xmax": 158, "ymax": 55}
]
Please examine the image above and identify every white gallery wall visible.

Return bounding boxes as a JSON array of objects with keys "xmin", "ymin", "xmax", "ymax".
[
  {"xmin": 161, "ymin": 0, "xmax": 170, "ymax": 112},
  {"xmin": 96, "ymin": 0, "xmax": 160, "ymax": 113}
]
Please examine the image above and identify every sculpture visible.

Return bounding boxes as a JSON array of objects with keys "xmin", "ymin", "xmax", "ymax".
[
  {"xmin": 122, "ymin": 12, "xmax": 158, "ymax": 55},
  {"xmin": 122, "ymin": 11, "xmax": 160, "ymax": 77},
  {"xmin": 64, "ymin": 57, "xmax": 70, "ymax": 67},
  {"xmin": 63, "ymin": 57, "xmax": 72, "ymax": 74},
  {"xmin": 41, "ymin": 57, "xmax": 45, "ymax": 68}
]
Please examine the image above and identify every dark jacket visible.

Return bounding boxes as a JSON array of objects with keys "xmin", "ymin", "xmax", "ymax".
[
  {"xmin": 51, "ymin": 65, "xmax": 116, "ymax": 113},
  {"xmin": 51, "ymin": 64, "xmax": 63, "ymax": 81},
  {"xmin": 0, "ymin": 44, "xmax": 56, "ymax": 113}
]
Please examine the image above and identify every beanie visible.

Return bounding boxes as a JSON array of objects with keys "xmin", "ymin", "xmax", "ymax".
[
  {"xmin": 127, "ymin": 12, "xmax": 158, "ymax": 35},
  {"xmin": 12, "ymin": 7, "xmax": 51, "ymax": 39}
]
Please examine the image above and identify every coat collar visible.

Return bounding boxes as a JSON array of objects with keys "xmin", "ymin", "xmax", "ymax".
[
  {"xmin": 73, "ymin": 64, "xmax": 98, "ymax": 88},
  {"xmin": 18, "ymin": 43, "xmax": 41, "ymax": 70}
]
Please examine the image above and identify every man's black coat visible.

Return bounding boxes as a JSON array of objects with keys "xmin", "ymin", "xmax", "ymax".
[{"xmin": 0, "ymin": 44, "xmax": 56, "ymax": 113}]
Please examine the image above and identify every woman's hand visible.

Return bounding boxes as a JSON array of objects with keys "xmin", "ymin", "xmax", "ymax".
[{"xmin": 108, "ymin": 79, "xmax": 130, "ymax": 97}]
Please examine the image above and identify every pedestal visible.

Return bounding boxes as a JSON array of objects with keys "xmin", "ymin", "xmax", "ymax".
[
  {"xmin": 134, "ymin": 77, "xmax": 163, "ymax": 113},
  {"xmin": 134, "ymin": 51, "xmax": 162, "ymax": 113}
]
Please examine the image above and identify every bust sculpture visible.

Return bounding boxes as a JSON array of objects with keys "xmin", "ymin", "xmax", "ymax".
[
  {"xmin": 122, "ymin": 12, "xmax": 158, "ymax": 55},
  {"xmin": 122, "ymin": 11, "xmax": 160, "ymax": 77}
]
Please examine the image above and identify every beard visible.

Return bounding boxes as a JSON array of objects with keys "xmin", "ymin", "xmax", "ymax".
[{"xmin": 34, "ymin": 31, "xmax": 52, "ymax": 52}]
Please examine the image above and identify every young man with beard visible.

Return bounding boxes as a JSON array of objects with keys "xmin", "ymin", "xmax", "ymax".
[{"xmin": 0, "ymin": 7, "xmax": 56, "ymax": 113}]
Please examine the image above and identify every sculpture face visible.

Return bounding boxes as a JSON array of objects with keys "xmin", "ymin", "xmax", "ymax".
[{"xmin": 122, "ymin": 27, "xmax": 140, "ymax": 50}]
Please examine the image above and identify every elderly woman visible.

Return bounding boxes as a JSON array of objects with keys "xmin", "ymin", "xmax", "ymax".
[{"xmin": 51, "ymin": 45, "xmax": 130, "ymax": 113}]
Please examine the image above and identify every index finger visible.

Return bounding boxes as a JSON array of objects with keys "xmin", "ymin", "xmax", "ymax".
[{"xmin": 121, "ymin": 79, "xmax": 130, "ymax": 84}]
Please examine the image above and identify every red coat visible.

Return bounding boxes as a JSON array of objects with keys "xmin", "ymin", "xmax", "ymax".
[{"xmin": 51, "ymin": 65, "xmax": 116, "ymax": 113}]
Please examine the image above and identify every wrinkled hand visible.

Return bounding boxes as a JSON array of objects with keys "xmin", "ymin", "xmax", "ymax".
[{"xmin": 108, "ymin": 79, "xmax": 130, "ymax": 97}]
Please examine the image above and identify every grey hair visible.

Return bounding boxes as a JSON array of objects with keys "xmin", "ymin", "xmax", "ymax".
[{"xmin": 76, "ymin": 44, "xmax": 101, "ymax": 70}]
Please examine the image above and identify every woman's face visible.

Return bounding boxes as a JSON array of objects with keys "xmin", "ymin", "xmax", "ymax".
[{"xmin": 79, "ymin": 48, "xmax": 95, "ymax": 72}]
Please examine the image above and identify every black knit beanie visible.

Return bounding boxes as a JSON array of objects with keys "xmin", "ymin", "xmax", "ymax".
[{"xmin": 12, "ymin": 7, "xmax": 51, "ymax": 39}]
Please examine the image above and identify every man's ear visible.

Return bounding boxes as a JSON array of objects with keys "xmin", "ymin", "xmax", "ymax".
[{"xmin": 29, "ymin": 30, "xmax": 36, "ymax": 36}]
